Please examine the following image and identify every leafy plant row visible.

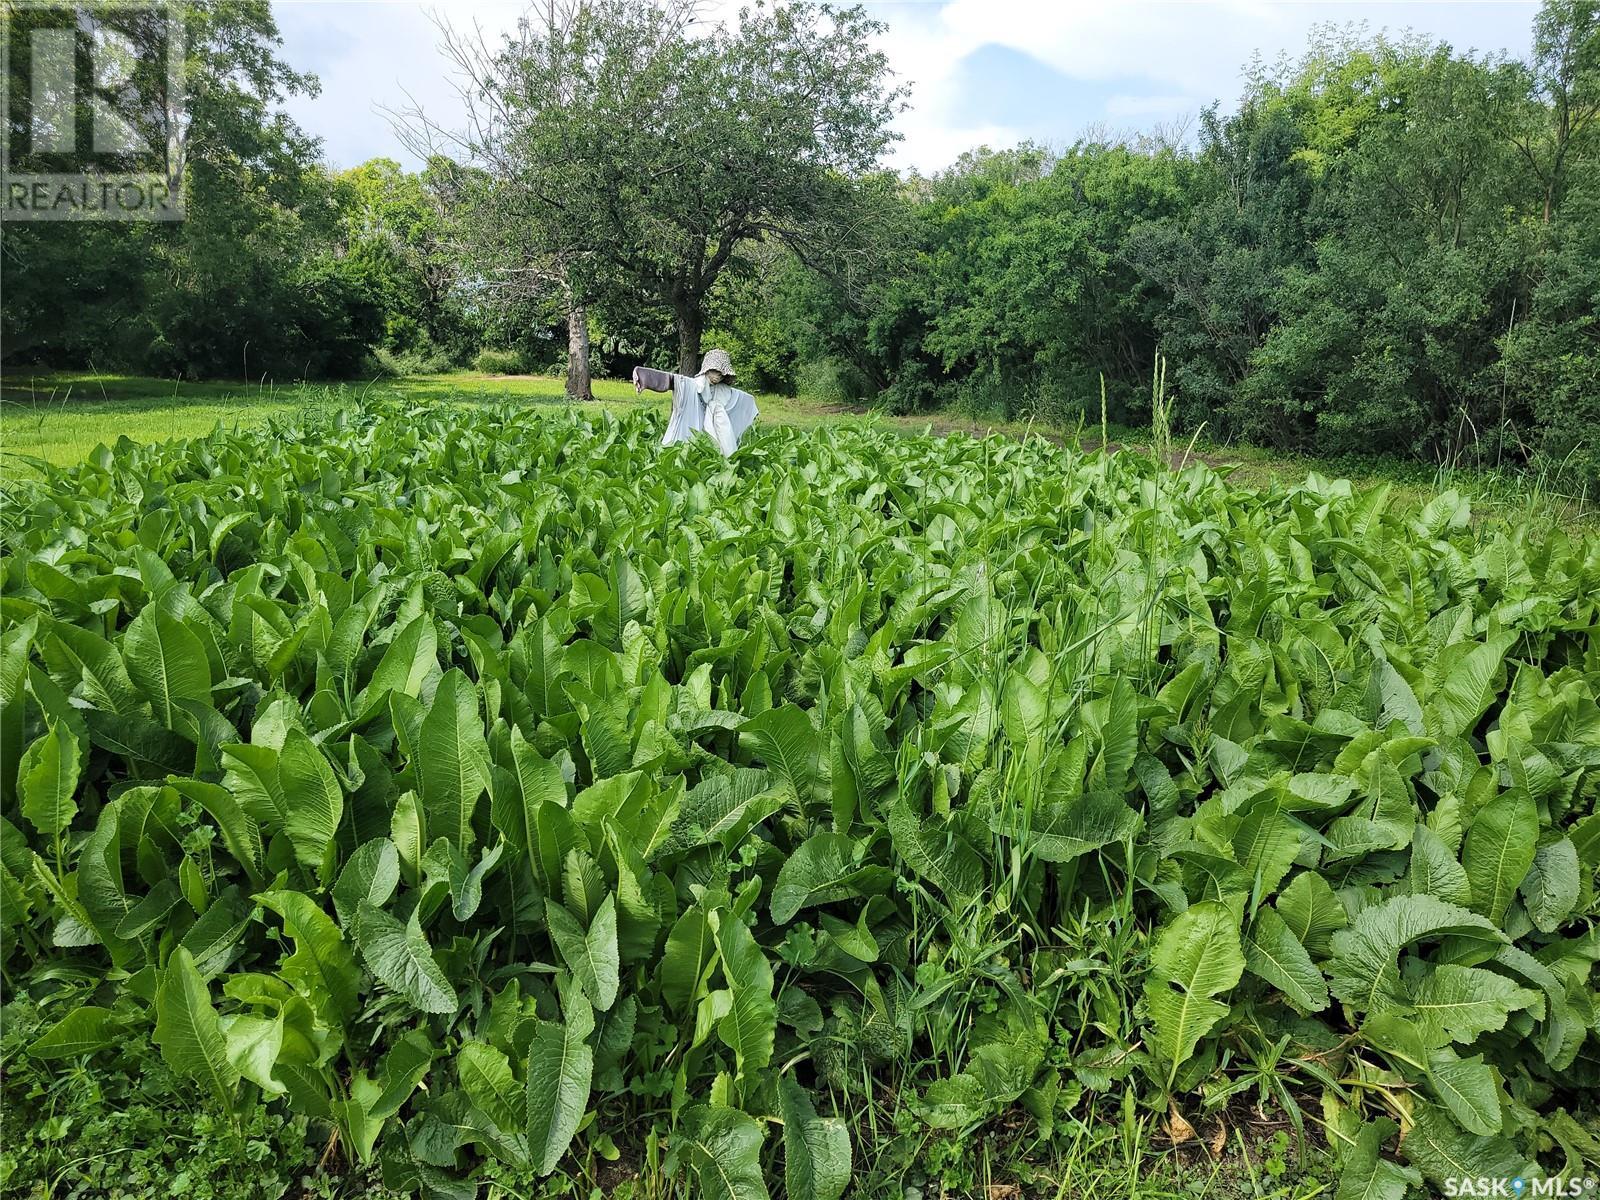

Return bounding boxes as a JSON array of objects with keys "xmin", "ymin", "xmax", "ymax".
[{"xmin": 2, "ymin": 401, "xmax": 1598, "ymax": 1197}]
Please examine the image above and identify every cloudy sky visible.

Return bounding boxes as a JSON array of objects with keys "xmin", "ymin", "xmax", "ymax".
[{"xmin": 273, "ymin": 0, "xmax": 1539, "ymax": 175}]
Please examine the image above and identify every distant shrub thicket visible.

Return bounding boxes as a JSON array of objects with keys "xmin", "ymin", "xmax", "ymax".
[{"xmin": 748, "ymin": 5, "xmax": 1600, "ymax": 485}]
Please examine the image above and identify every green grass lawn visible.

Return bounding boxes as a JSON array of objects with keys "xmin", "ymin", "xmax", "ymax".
[
  {"xmin": 0, "ymin": 370, "xmax": 876, "ymax": 468},
  {"xmin": 4, "ymin": 368, "xmax": 1593, "ymax": 532}
]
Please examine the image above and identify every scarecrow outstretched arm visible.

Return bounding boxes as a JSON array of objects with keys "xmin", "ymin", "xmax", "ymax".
[{"xmin": 632, "ymin": 366, "xmax": 676, "ymax": 394}]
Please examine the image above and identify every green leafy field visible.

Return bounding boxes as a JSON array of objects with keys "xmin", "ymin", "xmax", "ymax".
[{"xmin": 2, "ymin": 399, "xmax": 1598, "ymax": 1198}]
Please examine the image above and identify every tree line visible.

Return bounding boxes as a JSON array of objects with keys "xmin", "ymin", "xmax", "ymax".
[{"xmin": 2, "ymin": 0, "xmax": 1596, "ymax": 482}]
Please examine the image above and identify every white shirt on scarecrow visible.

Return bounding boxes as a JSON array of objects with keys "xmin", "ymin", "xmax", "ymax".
[{"xmin": 632, "ymin": 348, "xmax": 758, "ymax": 457}]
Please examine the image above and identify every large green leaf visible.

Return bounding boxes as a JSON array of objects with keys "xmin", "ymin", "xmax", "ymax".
[
  {"xmin": 19, "ymin": 719, "xmax": 79, "ymax": 837},
  {"xmin": 1409, "ymin": 964, "xmax": 1539, "ymax": 1048},
  {"xmin": 417, "ymin": 669, "xmax": 491, "ymax": 852},
  {"xmin": 778, "ymin": 1075, "xmax": 850, "ymax": 1200},
  {"xmin": 459, "ymin": 1041, "xmax": 524, "ymax": 1134},
  {"xmin": 662, "ymin": 905, "xmax": 716, "ymax": 1017},
  {"xmin": 154, "ymin": 946, "xmax": 239, "ymax": 1108},
  {"xmin": 361, "ymin": 613, "xmax": 440, "ymax": 707},
  {"xmin": 1423, "ymin": 635, "xmax": 1512, "ymax": 740},
  {"xmin": 770, "ymin": 832, "xmax": 892, "ymax": 924},
  {"xmin": 254, "ymin": 889, "xmax": 362, "ymax": 1028},
  {"xmin": 1327, "ymin": 895, "xmax": 1504, "ymax": 1014},
  {"xmin": 353, "ymin": 898, "xmax": 459, "ymax": 1015},
  {"xmin": 525, "ymin": 990, "xmax": 594, "ymax": 1176},
  {"xmin": 122, "ymin": 604, "xmax": 212, "ymax": 727},
  {"xmin": 221, "ymin": 1012, "xmax": 286, "ymax": 1095},
  {"xmin": 1462, "ymin": 790, "xmax": 1538, "ymax": 923},
  {"xmin": 713, "ymin": 907, "xmax": 776, "ymax": 1077},
  {"xmin": 887, "ymin": 795, "xmax": 984, "ymax": 900},
  {"xmin": 545, "ymin": 894, "xmax": 619, "ymax": 1012},
  {"xmin": 1334, "ymin": 1119, "xmax": 1419, "ymax": 1200},
  {"xmin": 1275, "ymin": 870, "xmax": 1347, "ymax": 957},
  {"xmin": 333, "ymin": 839, "xmax": 401, "ymax": 927},
  {"xmin": 1520, "ymin": 837, "xmax": 1580, "ymax": 932},
  {"xmin": 1243, "ymin": 906, "xmax": 1328, "ymax": 1012},
  {"xmin": 28, "ymin": 1005, "xmax": 122, "ymax": 1059},
  {"xmin": 679, "ymin": 1104, "xmax": 770, "ymax": 1200},
  {"xmin": 1144, "ymin": 900, "xmax": 1245, "ymax": 1084},
  {"xmin": 994, "ymin": 791, "xmax": 1142, "ymax": 863},
  {"xmin": 739, "ymin": 705, "xmax": 825, "ymax": 807},
  {"xmin": 276, "ymin": 728, "xmax": 343, "ymax": 875},
  {"xmin": 1426, "ymin": 1049, "xmax": 1504, "ymax": 1136},
  {"xmin": 489, "ymin": 727, "xmax": 567, "ymax": 853},
  {"xmin": 1401, "ymin": 1102, "xmax": 1531, "ymax": 1190}
]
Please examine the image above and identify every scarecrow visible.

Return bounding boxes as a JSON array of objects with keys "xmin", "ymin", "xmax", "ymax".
[{"xmin": 632, "ymin": 347, "xmax": 759, "ymax": 456}]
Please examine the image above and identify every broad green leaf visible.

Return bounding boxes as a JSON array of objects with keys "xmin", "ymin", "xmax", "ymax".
[
  {"xmin": 254, "ymin": 889, "xmax": 361, "ymax": 1029},
  {"xmin": 1423, "ymin": 635, "xmax": 1512, "ymax": 740},
  {"xmin": 73, "ymin": 800, "xmax": 138, "ymax": 966},
  {"xmin": 459, "ymin": 1041, "xmax": 524, "ymax": 1133},
  {"xmin": 525, "ymin": 991, "xmax": 594, "ymax": 1176},
  {"xmin": 1401, "ymin": 1102, "xmax": 1530, "ymax": 1190},
  {"xmin": 1275, "ymin": 870, "xmax": 1346, "ymax": 957},
  {"xmin": 1462, "ymin": 790, "xmax": 1538, "ymax": 923},
  {"xmin": 1409, "ymin": 964, "xmax": 1538, "ymax": 1048},
  {"xmin": 996, "ymin": 791, "xmax": 1141, "ymax": 863},
  {"xmin": 19, "ymin": 720, "xmax": 80, "ymax": 837},
  {"xmin": 662, "ymin": 905, "xmax": 716, "ymax": 1017},
  {"xmin": 123, "ymin": 605, "xmax": 211, "ymax": 727},
  {"xmin": 679, "ymin": 1104, "xmax": 770, "ymax": 1200},
  {"xmin": 178, "ymin": 885, "xmax": 251, "ymax": 977},
  {"xmin": 154, "ymin": 946, "xmax": 239, "ymax": 1108},
  {"xmin": 362, "ymin": 614, "xmax": 440, "ymax": 705},
  {"xmin": 545, "ymin": 894, "xmax": 619, "ymax": 1012},
  {"xmin": 28, "ymin": 1005, "xmax": 121, "ymax": 1059},
  {"xmin": 277, "ymin": 728, "xmax": 343, "ymax": 875},
  {"xmin": 418, "ymin": 669, "xmax": 491, "ymax": 852},
  {"xmin": 1231, "ymin": 795, "xmax": 1300, "ymax": 904},
  {"xmin": 1405, "ymin": 823, "xmax": 1471, "ymax": 907},
  {"xmin": 1144, "ymin": 900, "xmax": 1245, "ymax": 1084},
  {"xmin": 1426, "ymin": 1050, "xmax": 1503, "ymax": 1136},
  {"xmin": 371, "ymin": 1029, "xmax": 436, "ymax": 1119},
  {"xmin": 887, "ymin": 795, "xmax": 984, "ymax": 900},
  {"xmin": 353, "ymin": 898, "xmax": 459, "ymax": 1015},
  {"xmin": 50, "ymin": 622, "xmax": 141, "ymax": 715},
  {"xmin": 779, "ymin": 1075, "xmax": 850, "ymax": 1200},
  {"xmin": 713, "ymin": 909, "xmax": 776, "ymax": 1076},
  {"xmin": 115, "ymin": 877, "xmax": 182, "ymax": 940},
  {"xmin": 1327, "ymin": 895, "xmax": 1504, "ymax": 1014},
  {"xmin": 1520, "ymin": 837, "xmax": 1580, "ymax": 932},
  {"xmin": 333, "ymin": 839, "xmax": 401, "ymax": 928},
  {"xmin": 770, "ymin": 832, "xmax": 892, "ymax": 924},
  {"xmin": 739, "ymin": 706, "xmax": 825, "ymax": 807},
  {"xmin": 489, "ymin": 728, "xmax": 566, "ymax": 853},
  {"xmin": 659, "ymin": 768, "xmax": 785, "ymax": 857},
  {"xmin": 1243, "ymin": 906, "xmax": 1328, "ymax": 1012},
  {"xmin": 169, "ymin": 777, "xmax": 263, "ymax": 886},
  {"xmin": 1334, "ymin": 1119, "xmax": 1418, "ymax": 1200},
  {"xmin": 221, "ymin": 1012, "xmax": 285, "ymax": 1095}
]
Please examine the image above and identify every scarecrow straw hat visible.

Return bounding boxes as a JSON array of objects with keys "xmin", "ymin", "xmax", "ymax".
[{"xmin": 698, "ymin": 348, "xmax": 735, "ymax": 379}]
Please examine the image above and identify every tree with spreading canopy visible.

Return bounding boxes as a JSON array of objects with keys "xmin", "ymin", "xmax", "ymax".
[{"xmin": 400, "ymin": 0, "xmax": 905, "ymax": 394}]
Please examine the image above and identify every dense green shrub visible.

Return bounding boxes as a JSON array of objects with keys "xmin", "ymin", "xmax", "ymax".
[{"xmin": 472, "ymin": 347, "xmax": 531, "ymax": 375}]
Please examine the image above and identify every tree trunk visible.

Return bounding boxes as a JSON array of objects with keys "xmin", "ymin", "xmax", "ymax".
[
  {"xmin": 675, "ymin": 301, "xmax": 703, "ymax": 375},
  {"xmin": 566, "ymin": 303, "xmax": 592, "ymax": 401}
]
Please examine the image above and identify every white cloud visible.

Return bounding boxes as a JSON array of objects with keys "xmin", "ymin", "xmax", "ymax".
[
  {"xmin": 274, "ymin": 0, "xmax": 526, "ymax": 170},
  {"xmin": 865, "ymin": 0, "xmax": 1534, "ymax": 170},
  {"xmin": 271, "ymin": 0, "xmax": 1538, "ymax": 174}
]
